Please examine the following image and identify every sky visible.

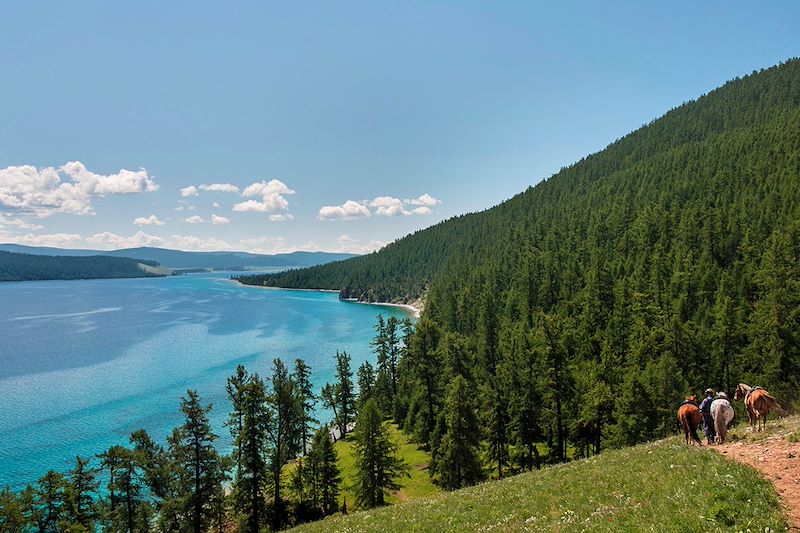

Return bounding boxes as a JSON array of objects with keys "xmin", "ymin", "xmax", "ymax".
[{"xmin": 0, "ymin": 1, "xmax": 798, "ymax": 255}]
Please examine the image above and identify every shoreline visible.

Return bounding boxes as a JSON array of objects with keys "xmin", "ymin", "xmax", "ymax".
[
  {"xmin": 340, "ymin": 298, "xmax": 421, "ymax": 319},
  {"xmin": 232, "ymin": 279, "xmax": 421, "ymax": 318}
]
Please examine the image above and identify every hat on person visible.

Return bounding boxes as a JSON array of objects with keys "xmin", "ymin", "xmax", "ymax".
[
  {"xmin": 705, "ymin": 388, "xmax": 714, "ymax": 396},
  {"xmin": 717, "ymin": 391, "xmax": 728, "ymax": 399}
]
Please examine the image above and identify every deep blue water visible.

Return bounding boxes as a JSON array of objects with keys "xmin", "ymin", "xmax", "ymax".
[{"xmin": 0, "ymin": 272, "xmax": 409, "ymax": 490}]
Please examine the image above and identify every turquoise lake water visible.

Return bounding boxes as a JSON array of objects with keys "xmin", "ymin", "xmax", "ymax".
[{"xmin": 0, "ymin": 272, "xmax": 409, "ymax": 490}]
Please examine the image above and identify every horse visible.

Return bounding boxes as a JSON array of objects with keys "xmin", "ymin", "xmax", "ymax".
[
  {"xmin": 733, "ymin": 383, "xmax": 786, "ymax": 432},
  {"xmin": 710, "ymin": 393, "xmax": 735, "ymax": 444},
  {"xmin": 677, "ymin": 396, "xmax": 702, "ymax": 446}
]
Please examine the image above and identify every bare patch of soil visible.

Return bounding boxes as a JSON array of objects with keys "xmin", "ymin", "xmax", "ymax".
[{"xmin": 716, "ymin": 419, "xmax": 800, "ymax": 530}]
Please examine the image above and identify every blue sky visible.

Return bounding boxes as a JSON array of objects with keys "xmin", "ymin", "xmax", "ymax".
[{"xmin": 0, "ymin": 1, "xmax": 798, "ymax": 254}]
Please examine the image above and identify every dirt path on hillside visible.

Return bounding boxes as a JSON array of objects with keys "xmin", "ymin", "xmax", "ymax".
[{"xmin": 717, "ymin": 433, "xmax": 800, "ymax": 530}]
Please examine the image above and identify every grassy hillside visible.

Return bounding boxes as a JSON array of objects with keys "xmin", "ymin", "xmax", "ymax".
[
  {"xmin": 292, "ymin": 437, "xmax": 786, "ymax": 533},
  {"xmin": 0, "ymin": 251, "xmax": 168, "ymax": 281}
]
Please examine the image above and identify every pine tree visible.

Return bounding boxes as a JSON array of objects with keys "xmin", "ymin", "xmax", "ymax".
[
  {"xmin": 307, "ymin": 426, "xmax": 342, "ymax": 516},
  {"xmin": 225, "ymin": 365, "xmax": 250, "ymax": 478},
  {"xmin": 357, "ymin": 361, "xmax": 375, "ymax": 409},
  {"xmin": 267, "ymin": 358, "xmax": 299, "ymax": 529},
  {"xmin": 320, "ymin": 383, "xmax": 339, "ymax": 440},
  {"xmin": 172, "ymin": 390, "xmax": 227, "ymax": 533},
  {"xmin": 292, "ymin": 358, "xmax": 318, "ymax": 455},
  {"xmin": 0, "ymin": 487, "xmax": 29, "ymax": 532},
  {"xmin": 233, "ymin": 373, "xmax": 272, "ymax": 533},
  {"xmin": 64, "ymin": 456, "xmax": 98, "ymax": 530},
  {"xmin": 31, "ymin": 471, "xmax": 67, "ymax": 533},
  {"xmin": 334, "ymin": 351, "xmax": 356, "ymax": 437},
  {"xmin": 407, "ymin": 319, "xmax": 442, "ymax": 446},
  {"xmin": 436, "ymin": 376, "xmax": 484, "ymax": 489},
  {"xmin": 385, "ymin": 316, "xmax": 401, "ymax": 395},
  {"xmin": 352, "ymin": 399, "xmax": 409, "ymax": 509}
]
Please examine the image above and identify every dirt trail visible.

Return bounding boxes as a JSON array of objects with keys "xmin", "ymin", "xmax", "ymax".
[{"xmin": 717, "ymin": 425, "xmax": 800, "ymax": 530}]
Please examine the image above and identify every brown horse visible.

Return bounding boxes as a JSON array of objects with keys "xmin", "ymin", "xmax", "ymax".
[
  {"xmin": 733, "ymin": 383, "xmax": 786, "ymax": 432},
  {"xmin": 677, "ymin": 396, "xmax": 702, "ymax": 446}
]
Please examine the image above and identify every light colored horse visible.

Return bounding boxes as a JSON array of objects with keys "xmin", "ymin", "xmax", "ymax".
[
  {"xmin": 710, "ymin": 393, "xmax": 735, "ymax": 444},
  {"xmin": 733, "ymin": 383, "xmax": 786, "ymax": 432},
  {"xmin": 677, "ymin": 396, "xmax": 702, "ymax": 446}
]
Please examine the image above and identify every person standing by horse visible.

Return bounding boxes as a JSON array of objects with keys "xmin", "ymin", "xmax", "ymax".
[{"xmin": 698, "ymin": 388, "xmax": 716, "ymax": 445}]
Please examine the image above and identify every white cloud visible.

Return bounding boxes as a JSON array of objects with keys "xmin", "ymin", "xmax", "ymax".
[
  {"xmin": 85, "ymin": 231, "xmax": 165, "ymax": 249},
  {"xmin": 211, "ymin": 214, "xmax": 230, "ymax": 225},
  {"xmin": 235, "ymin": 179, "xmax": 295, "ymax": 215},
  {"xmin": 60, "ymin": 161, "xmax": 158, "ymax": 195},
  {"xmin": 174, "ymin": 200, "xmax": 197, "ymax": 211},
  {"xmin": 167, "ymin": 234, "xmax": 235, "ymax": 251},
  {"xmin": 368, "ymin": 194, "xmax": 440, "ymax": 216},
  {"xmin": 11, "ymin": 232, "xmax": 83, "ymax": 247},
  {"xmin": 180, "ymin": 186, "xmax": 198, "ymax": 197},
  {"xmin": 232, "ymin": 200, "xmax": 273, "ymax": 213},
  {"xmin": 0, "ymin": 161, "xmax": 158, "ymax": 217},
  {"xmin": 334, "ymin": 234, "xmax": 387, "ymax": 253},
  {"xmin": 133, "ymin": 214, "xmax": 166, "ymax": 226},
  {"xmin": 369, "ymin": 196, "xmax": 409, "ymax": 217},
  {"xmin": 242, "ymin": 179, "xmax": 293, "ymax": 198},
  {"xmin": 406, "ymin": 193, "xmax": 441, "ymax": 206},
  {"xmin": 200, "ymin": 183, "xmax": 239, "ymax": 194},
  {"xmin": 212, "ymin": 202, "xmax": 220, "ymax": 208},
  {"xmin": 268, "ymin": 214, "xmax": 293, "ymax": 222},
  {"xmin": 0, "ymin": 213, "xmax": 44, "ymax": 230},
  {"xmin": 182, "ymin": 215, "xmax": 204, "ymax": 224},
  {"xmin": 319, "ymin": 193, "xmax": 439, "ymax": 219},
  {"xmin": 318, "ymin": 200, "xmax": 371, "ymax": 221},
  {"xmin": 1, "ymin": 228, "xmax": 385, "ymax": 255}
]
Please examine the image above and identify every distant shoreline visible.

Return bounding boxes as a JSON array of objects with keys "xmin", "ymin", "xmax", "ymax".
[{"xmin": 232, "ymin": 280, "xmax": 421, "ymax": 318}]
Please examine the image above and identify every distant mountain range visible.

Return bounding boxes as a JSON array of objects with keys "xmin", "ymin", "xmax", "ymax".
[{"xmin": 0, "ymin": 244, "xmax": 357, "ymax": 270}]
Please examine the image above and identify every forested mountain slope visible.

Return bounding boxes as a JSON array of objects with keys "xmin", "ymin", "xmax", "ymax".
[
  {"xmin": 241, "ymin": 59, "xmax": 800, "ymax": 456},
  {"xmin": 0, "ymin": 251, "xmax": 168, "ymax": 281},
  {"xmin": 0, "ymin": 244, "xmax": 356, "ymax": 270}
]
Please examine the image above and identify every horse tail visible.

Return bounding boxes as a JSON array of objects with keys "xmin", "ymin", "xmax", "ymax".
[
  {"xmin": 764, "ymin": 394, "xmax": 787, "ymax": 415},
  {"xmin": 714, "ymin": 411, "xmax": 727, "ymax": 443},
  {"xmin": 689, "ymin": 417, "xmax": 701, "ymax": 444}
]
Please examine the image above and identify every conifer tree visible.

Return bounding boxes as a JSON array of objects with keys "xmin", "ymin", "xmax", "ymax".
[
  {"xmin": 436, "ymin": 376, "xmax": 484, "ymax": 489},
  {"xmin": 352, "ymin": 399, "xmax": 409, "ymax": 509},
  {"xmin": 225, "ymin": 365, "xmax": 250, "ymax": 478},
  {"xmin": 172, "ymin": 390, "xmax": 227, "ymax": 533},
  {"xmin": 306, "ymin": 426, "xmax": 342, "ymax": 516},
  {"xmin": 232, "ymin": 373, "xmax": 271, "ymax": 533},
  {"xmin": 292, "ymin": 358, "xmax": 318, "ymax": 455},
  {"xmin": 267, "ymin": 358, "xmax": 299, "ymax": 529},
  {"xmin": 64, "ymin": 456, "xmax": 98, "ymax": 530},
  {"xmin": 357, "ymin": 361, "xmax": 375, "ymax": 409},
  {"xmin": 0, "ymin": 487, "xmax": 28, "ymax": 532},
  {"xmin": 31, "ymin": 470, "xmax": 67, "ymax": 533},
  {"xmin": 334, "ymin": 351, "xmax": 356, "ymax": 437}
]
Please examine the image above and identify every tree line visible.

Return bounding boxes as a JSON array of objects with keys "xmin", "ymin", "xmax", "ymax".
[{"xmin": 0, "ymin": 251, "xmax": 165, "ymax": 281}]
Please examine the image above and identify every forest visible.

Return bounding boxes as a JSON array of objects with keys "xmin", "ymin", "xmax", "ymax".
[
  {"xmin": 239, "ymin": 59, "xmax": 800, "ymax": 460},
  {"xmin": 0, "ymin": 251, "xmax": 167, "ymax": 281}
]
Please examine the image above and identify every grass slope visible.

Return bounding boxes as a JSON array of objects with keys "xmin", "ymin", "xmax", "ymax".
[
  {"xmin": 292, "ymin": 437, "xmax": 786, "ymax": 532},
  {"xmin": 333, "ymin": 424, "xmax": 440, "ymax": 508}
]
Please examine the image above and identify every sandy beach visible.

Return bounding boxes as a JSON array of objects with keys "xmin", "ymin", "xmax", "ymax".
[{"xmin": 232, "ymin": 280, "xmax": 422, "ymax": 318}]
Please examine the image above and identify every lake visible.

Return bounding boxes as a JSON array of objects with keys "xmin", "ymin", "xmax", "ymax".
[{"xmin": 0, "ymin": 272, "xmax": 410, "ymax": 490}]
